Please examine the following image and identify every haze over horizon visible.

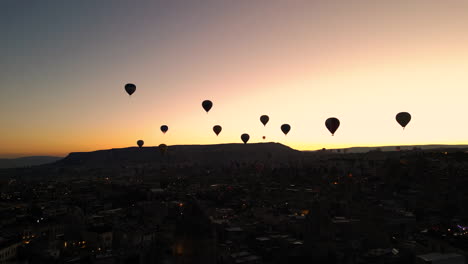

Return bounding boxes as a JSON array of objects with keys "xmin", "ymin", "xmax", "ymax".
[{"xmin": 2, "ymin": 0, "xmax": 468, "ymax": 158}]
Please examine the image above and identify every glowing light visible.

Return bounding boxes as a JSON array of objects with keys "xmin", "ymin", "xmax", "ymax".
[{"xmin": 175, "ymin": 243, "xmax": 184, "ymax": 255}]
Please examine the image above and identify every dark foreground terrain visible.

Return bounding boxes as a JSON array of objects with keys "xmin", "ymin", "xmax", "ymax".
[
  {"xmin": 0, "ymin": 156, "xmax": 62, "ymax": 169},
  {"xmin": 1, "ymin": 143, "xmax": 468, "ymax": 263}
]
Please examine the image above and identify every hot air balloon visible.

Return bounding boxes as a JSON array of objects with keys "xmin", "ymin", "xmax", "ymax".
[
  {"xmin": 325, "ymin": 117, "xmax": 340, "ymax": 136},
  {"xmin": 125, "ymin": 83, "xmax": 136, "ymax": 96},
  {"xmin": 241, "ymin": 133, "xmax": 250, "ymax": 144},
  {"xmin": 159, "ymin": 144, "xmax": 167, "ymax": 155},
  {"xmin": 396, "ymin": 112, "xmax": 411, "ymax": 129},
  {"xmin": 137, "ymin": 140, "xmax": 144, "ymax": 148},
  {"xmin": 160, "ymin": 125, "xmax": 168, "ymax": 134},
  {"xmin": 202, "ymin": 100, "xmax": 213, "ymax": 113},
  {"xmin": 260, "ymin": 115, "xmax": 269, "ymax": 126},
  {"xmin": 262, "ymin": 136, "xmax": 266, "ymax": 140},
  {"xmin": 213, "ymin": 125, "xmax": 222, "ymax": 136},
  {"xmin": 281, "ymin": 124, "xmax": 291, "ymax": 135}
]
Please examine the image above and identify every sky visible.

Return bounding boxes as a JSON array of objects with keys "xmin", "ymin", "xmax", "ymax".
[{"xmin": 1, "ymin": 0, "xmax": 468, "ymax": 158}]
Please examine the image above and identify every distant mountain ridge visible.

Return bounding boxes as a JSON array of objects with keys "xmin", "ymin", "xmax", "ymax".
[
  {"xmin": 56, "ymin": 143, "xmax": 300, "ymax": 168},
  {"xmin": 335, "ymin": 144, "xmax": 468, "ymax": 153},
  {"xmin": 2, "ymin": 143, "xmax": 467, "ymax": 169},
  {"xmin": 55, "ymin": 143, "xmax": 468, "ymax": 168},
  {"xmin": 0, "ymin": 156, "xmax": 63, "ymax": 169}
]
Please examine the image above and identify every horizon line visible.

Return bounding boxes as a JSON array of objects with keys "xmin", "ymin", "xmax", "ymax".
[{"xmin": 2, "ymin": 142, "xmax": 468, "ymax": 159}]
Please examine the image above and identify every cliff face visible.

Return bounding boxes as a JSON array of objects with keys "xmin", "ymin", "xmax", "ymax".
[{"xmin": 57, "ymin": 143, "xmax": 301, "ymax": 168}]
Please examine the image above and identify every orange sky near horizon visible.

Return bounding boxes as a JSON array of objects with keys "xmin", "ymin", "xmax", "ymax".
[{"xmin": 1, "ymin": 1, "xmax": 468, "ymax": 158}]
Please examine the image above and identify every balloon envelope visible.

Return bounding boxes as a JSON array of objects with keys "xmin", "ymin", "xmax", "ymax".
[
  {"xmin": 281, "ymin": 124, "xmax": 291, "ymax": 135},
  {"xmin": 160, "ymin": 125, "xmax": 168, "ymax": 134},
  {"xmin": 260, "ymin": 115, "xmax": 269, "ymax": 126},
  {"xmin": 262, "ymin": 136, "xmax": 266, "ymax": 140},
  {"xmin": 137, "ymin": 140, "xmax": 144, "ymax": 148},
  {"xmin": 396, "ymin": 112, "xmax": 411, "ymax": 129},
  {"xmin": 125, "ymin": 83, "xmax": 136, "ymax": 96},
  {"xmin": 325, "ymin": 117, "xmax": 340, "ymax": 136},
  {"xmin": 202, "ymin": 100, "xmax": 213, "ymax": 113},
  {"xmin": 213, "ymin": 125, "xmax": 222, "ymax": 136},
  {"xmin": 241, "ymin": 133, "xmax": 250, "ymax": 144}
]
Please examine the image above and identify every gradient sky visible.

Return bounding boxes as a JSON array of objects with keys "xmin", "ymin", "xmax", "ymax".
[{"xmin": 1, "ymin": 0, "xmax": 468, "ymax": 157}]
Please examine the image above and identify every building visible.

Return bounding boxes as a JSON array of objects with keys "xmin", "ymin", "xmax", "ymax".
[{"xmin": 0, "ymin": 237, "xmax": 21, "ymax": 263}]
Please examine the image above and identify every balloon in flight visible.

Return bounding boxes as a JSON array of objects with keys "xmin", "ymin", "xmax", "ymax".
[
  {"xmin": 125, "ymin": 83, "xmax": 136, "ymax": 96},
  {"xmin": 241, "ymin": 133, "xmax": 250, "ymax": 144},
  {"xmin": 262, "ymin": 136, "xmax": 266, "ymax": 140},
  {"xmin": 202, "ymin": 100, "xmax": 213, "ymax": 113},
  {"xmin": 260, "ymin": 115, "xmax": 269, "ymax": 126},
  {"xmin": 325, "ymin": 117, "xmax": 340, "ymax": 136},
  {"xmin": 160, "ymin": 125, "xmax": 168, "ymax": 134},
  {"xmin": 213, "ymin": 125, "xmax": 222, "ymax": 136},
  {"xmin": 281, "ymin": 124, "xmax": 291, "ymax": 135},
  {"xmin": 137, "ymin": 140, "xmax": 144, "ymax": 148},
  {"xmin": 396, "ymin": 112, "xmax": 411, "ymax": 129}
]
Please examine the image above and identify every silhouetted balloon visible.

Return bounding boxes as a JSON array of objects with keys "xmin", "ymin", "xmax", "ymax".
[
  {"xmin": 241, "ymin": 133, "xmax": 250, "ymax": 144},
  {"xmin": 260, "ymin": 115, "xmax": 269, "ymax": 126},
  {"xmin": 159, "ymin": 144, "xmax": 167, "ymax": 155},
  {"xmin": 325, "ymin": 117, "xmax": 340, "ymax": 136},
  {"xmin": 281, "ymin": 124, "xmax": 291, "ymax": 135},
  {"xmin": 213, "ymin": 125, "xmax": 222, "ymax": 136},
  {"xmin": 125, "ymin": 83, "xmax": 136, "ymax": 96},
  {"xmin": 396, "ymin": 112, "xmax": 411, "ymax": 129},
  {"xmin": 262, "ymin": 136, "xmax": 266, "ymax": 140},
  {"xmin": 202, "ymin": 100, "xmax": 213, "ymax": 113},
  {"xmin": 160, "ymin": 125, "xmax": 168, "ymax": 134},
  {"xmin": 137, "ymin": 140, "xmax": 144, "ymax": 148}
]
